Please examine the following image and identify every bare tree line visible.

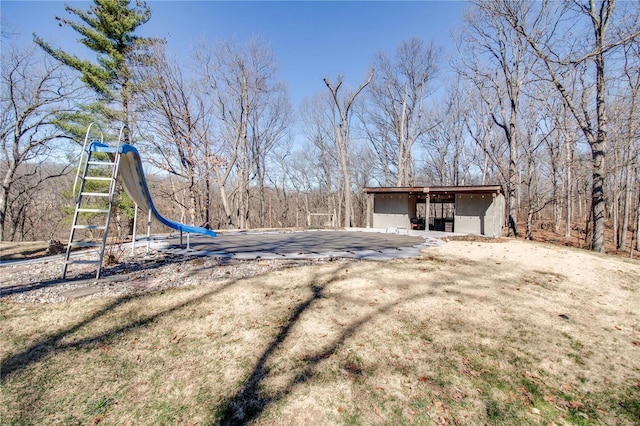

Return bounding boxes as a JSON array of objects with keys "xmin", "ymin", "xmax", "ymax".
[
  {"xmin": 1, "ymin": 0, "xmax": 639, "ymax": 254},
  {"xmin": 1, "ymin": 44, "xmax": 85, "ymax": 241}
]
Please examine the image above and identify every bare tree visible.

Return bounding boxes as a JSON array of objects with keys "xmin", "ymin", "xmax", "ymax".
[
  {"xmin": 537, "ymin": 90, "xmax": 573, "ymax": 235},
  {"xmin": 351, "ymin": 140, "xmax": 377, "ymax": 225},
  {"xmin": 519, "ymin": 95, "xmax": 556, "ymax": 240},
  {"xmin": 365, "ymin": 38, "xmax": 439, "ymax": 186},
  {"xmin": 197, "ymin": 38, "xmax": 290, "ymax": 229},
  {"xmin": 323, "ymin": 71, "xmax": 374, "ymax": 227},
  {"xmin": 613, "ymin": 41, "xmax": 640, "ymax": 250},
  {"xmin": 134, "ymin": 43, "xmax": 210, "ymax": 228},
  {"xmin": 459, "ymin": 0, "xmax": 537, "ymax": 237},
  {"xmin": 497, "ymin": 0, "xmax": 640, "ymax": 252},
  {"xmin": 247, "ymin": 74, "xmax": 292, "ymax": 228},
  {"xmin": 4, "ymin": 164, "xmax": 72, "ymax": 241},
  {"xmin": 299, "ymin": 93, "xmax": 342, "ymax": 223},
  {"xmin": 423, "ymin": 81, "xmax": 478, "ymax": 186},
  {"xmin": 0, "ymin": 45, "xmax": 82, "ymax": 240},
  {"xmin": 463, "ymin": 87, "xmax": 500, "ymax": 186}
]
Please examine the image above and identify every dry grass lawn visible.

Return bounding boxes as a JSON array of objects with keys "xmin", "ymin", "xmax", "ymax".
[
  {"xmin": 1, "ymin": 239, "xmax": 639, "ymax": 425},
  {"xmin": 0, "ymin": 241, "xmax": 50, "ymax": 260}
]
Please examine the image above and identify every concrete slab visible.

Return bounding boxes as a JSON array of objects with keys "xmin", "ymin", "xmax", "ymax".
[{"xmin": 152, "ymin": 229, "xmax": 447, "ymax": 261}]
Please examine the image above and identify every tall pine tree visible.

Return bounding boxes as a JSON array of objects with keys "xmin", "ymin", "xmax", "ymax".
[{"xmin": 34, "ymin": 0, "xmax": 158, "ymax": 142}]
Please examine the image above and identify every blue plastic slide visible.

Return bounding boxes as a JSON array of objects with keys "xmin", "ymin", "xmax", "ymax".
[{"xmin": 94, "ymin": 142, "xmax": 216, "ymax": 238}]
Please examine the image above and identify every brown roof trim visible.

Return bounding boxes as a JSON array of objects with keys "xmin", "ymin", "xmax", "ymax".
[
  {"xmin": 363, "ymin": 185, "xmax": 503, "ymax": 194},
  {"xmin": 362, "ymin": 186, "xmax": 423, "ymax": 194}
]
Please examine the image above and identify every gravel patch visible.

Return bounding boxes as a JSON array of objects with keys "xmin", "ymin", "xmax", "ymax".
[{"xmin": 1, "ymin": 250, "xmax": 352, "ymax": 304}]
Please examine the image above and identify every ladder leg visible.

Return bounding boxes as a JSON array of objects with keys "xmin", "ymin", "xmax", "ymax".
[
  {"xmin": 64, "ymin": 140, "xmax": 121, "ymax": 280},
  {"xmin": 62, "ymin": 149, "xmax": 93, "ymax": 279},
  {"xmin": 95, "ymin": 148, "xmax": 122, "ymax": 279}
]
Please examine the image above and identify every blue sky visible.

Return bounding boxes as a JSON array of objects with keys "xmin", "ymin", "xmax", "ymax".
[{"xmin": 2, "ymin": 1, "xmax": 468, "ymax": 105}]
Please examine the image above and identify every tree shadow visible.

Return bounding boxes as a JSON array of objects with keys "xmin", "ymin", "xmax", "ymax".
[
  {"xmin": 0, "ymin": 270, "xmax": 244, "ymax": 380},
  {"xmin": 212, "ymin": 259, "xmax": 491, "ymax": 425},
  {"xmin": 3, "ymin": 253, "xmax": 520, "ymax": 424},
  {"xmin": 212, "ymin": 263, "xmax": 345, "ymax": 425}
]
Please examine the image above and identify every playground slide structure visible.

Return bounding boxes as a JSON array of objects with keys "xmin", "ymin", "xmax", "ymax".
[
  {"xmin": 63, "ymin": 128, "xmax": 216, "ymax": 279},
  {"xmin": 113, "ymin": 143, "xmax": 217, "ymax": 238}
]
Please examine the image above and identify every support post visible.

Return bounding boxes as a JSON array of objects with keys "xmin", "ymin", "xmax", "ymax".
[
  {"xmin": 424, "ymin": 188, "xmax": 430, "ymax": 231},
  {"xmin": 146, "ymin": 209, "xmax": 152, "ymax": 255},
  {"xmin": 492, "ymin": 193, "xmax": 497, "ymax": 238},
  {"xmin": 131, "ymin": 203, "xmax": 138, "ymax": 256}
]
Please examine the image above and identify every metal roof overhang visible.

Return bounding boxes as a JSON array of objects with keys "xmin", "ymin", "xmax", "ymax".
[{"xmin": 363, "ymin": 185, "xmax": 503, "ymax": 195}]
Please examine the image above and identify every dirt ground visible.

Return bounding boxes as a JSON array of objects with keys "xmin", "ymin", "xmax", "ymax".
[{"xmin": 1, "ymin": 238, "xmax": 639, "ymax": 425}]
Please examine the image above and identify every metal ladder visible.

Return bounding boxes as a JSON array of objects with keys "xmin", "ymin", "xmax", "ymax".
[{"xmin": 62, "ymin": 124, "xmax": 121, "ymax": 279}]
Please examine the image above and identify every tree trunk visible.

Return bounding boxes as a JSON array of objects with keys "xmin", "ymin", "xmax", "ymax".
[
  {"xmin": 565, "ymin": 141, "xmax": 573, "ymax": 238},
  {"xmin": 636, "ymin": 182, "xmax": 640, "ymax": 252},
  {"xmin": 507, "ymin": 111, "xmax": 518, "ymax": 237},
  {"xmin": 0, "ymin": 186, "xmax": 9, "ymax": 241},
  {"xmin": 481, "ymin": 149, "xmax": 489, "ymax": 185},
  {"xmin": 0, "ymin": 161, "xmax": 18, "ymax": 242},
  {"xmin": 612, "ymin": 194, "xmax": 618, "ymax": 248},
  {"xmin": 205, "ymin": 177, "xmax": 211, "ymax": 229},
  {"xmin": 122, "ymin": 78, "xmax": 132, "ymax": 144},
  {"xmin": 323, "ymin": 73, "xmax": 373, "ymax": 228},
  {"xmin": 216, "ymin": 172, "xmax": 234, "ymax": 228},
  {"xmin": 591, "ymin": 42, "xmax": 608, "ymax": 253},
  {"xmin": 619, "ymin": 142, "xmax": 633, "ymax": 250},
  {"xmin": 339, "ymin": 126, "xmax": 352, "ymax": 228},
  {"xmin": 526, "ymin": 207, "xmax": 534, "ymax": 240},
  {"xmin": 188, "ymin": 171, "xmax": 198, "ymax": 226}
]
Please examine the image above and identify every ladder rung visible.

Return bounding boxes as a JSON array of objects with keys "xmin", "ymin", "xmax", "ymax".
[
  {"xmin": 73, "ymin": 224, "xmax": 106, "ymax": 230},
  {"xmin": 69, "ymin": 241, "xmax": 101, "ymax": 247},
  {"xmin": 77, "ymin": 208, "xmax": 110, "ymax": 213},
  {"xmin": 88, "ymin": 160, "xmax": 116, "ymax": 166},
  {"xmin": 85, "ymin": 176, "xmax": 113, "ymax": 181},
  {"xmin": 81, "ymin": 192, "xmax": 110, "ymax": 197},
  {"xmin": 65, "ymin": 259, "xmax": 101, "ymax": 265}
]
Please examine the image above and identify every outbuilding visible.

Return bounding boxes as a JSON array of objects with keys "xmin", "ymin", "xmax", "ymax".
[{"xmin": 363, "ymin": 185, "xmax": 505, "ymax": 237}]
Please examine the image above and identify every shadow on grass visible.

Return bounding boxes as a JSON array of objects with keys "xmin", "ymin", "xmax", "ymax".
[
  {"xmin": 2, "ymin": 254, "xmax": 522, "ymax": 425},
  {"xmin": 212, "ymin": 258, "xmax": 497, "ymax": 425},
  {"xmin": 0, "ymin": 267, "xmax": 242, "ymax": 380}
]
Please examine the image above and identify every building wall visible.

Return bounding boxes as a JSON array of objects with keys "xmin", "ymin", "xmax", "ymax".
[
  {"xmin": 491, "ymin": 193, "xmax": 505, "ymax": 236},
  {"xmin": 370, "ymin": 190, "xmax": 505, "ymax": 236},
  {"xmin": 372, "ymin": 193, "xmax": 412, "ymax": 229},
  {"xmin": 454, "ymin": 193, "xmax": 505, "ymax": 236}
]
